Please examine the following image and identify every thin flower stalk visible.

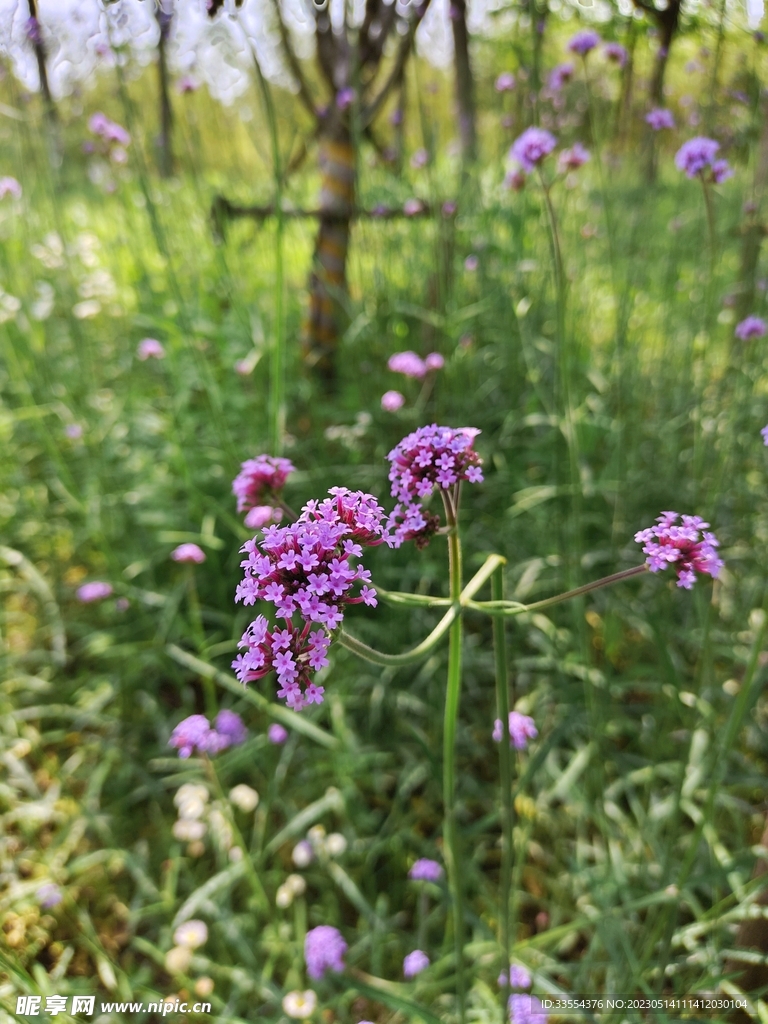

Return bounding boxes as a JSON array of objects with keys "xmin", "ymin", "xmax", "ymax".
[{"xmin": 492, "ymin": 565, "xmax": 513, "ymax": 1024}]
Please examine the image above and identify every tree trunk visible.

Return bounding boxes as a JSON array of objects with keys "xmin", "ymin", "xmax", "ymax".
[
  {"xmin": 649, "ymin": 3, "xmax": 680, "ymax": 107},
  {"xmin": 156, "ymin": 2, "xmax": 174, "ymax": 178},
  {"xmin": 304, "ymin": 128, "xmax": 356, "ymax": 385},
  {"xmin": 26, "ymin": 0, "xmax": 56, "ymax": 128},
  {"xmin": 450, "ymin": 0, "xmax": 477, "ymax": 163}
]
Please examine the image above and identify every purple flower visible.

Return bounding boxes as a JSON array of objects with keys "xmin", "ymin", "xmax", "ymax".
[
  {"xmin": 137, "ymin": 337, "xmax": 165, "ymax": 360},
  {"xmin": 403, "ymin": 950, "xmax": 430, "ymax": 978},
  {"xmin": 336, "ymin": 87, "xmax": 355, "ymax": 109},
  {"xmin": 548, "ymin": 62, "xmax": 574, "ymax": 91},
  {"xmin": 36, "ymin": 883, "xmax": 63, "ymax": 909},
  {"xmin": 645, "ymin": 108, "xmax": 675, "ymax": 131},
  {"xmin": 711, "ymin": 158, "xmax": 734, "ymax": 184},
  {"xmin": 762, "ymin": 425, "xmax": 768, "ymax": 446},
  {"xmin": 674, "ymin": 136, "xmax": 720, "ymax": 178},
  {"xmin": 215, "ymin": 710, "xmax": 247, "ymax": 747},
  {"xmin": 442, "ymin": 201, "xmax": 457, "ymax": 217},
  {"xmin": 388, "ymin": 351, "xmax": 427, "ymax": 378},
  {"xmin": 634, "ymin": 512, "xmax": 723, "ymax": 589},
  {"xmin": 509, "ymin": 994, "xmax": 548, "ymax": 1024},
  {"xmin": 465, "ymin": 254, "xmax": 479, "ymax": 272},
  {"xmin": 268, "ymin": 722, "xmax": 288, "ymax": 743},
  {"xmin": 403, "ymin": 198, "xmax": 424, "ymax": 216},
  {"xmin": 382, "ymin": 390, "xmax": 406, "ymax": 412},
  {"xmin": 425, "ymin": 352, "xmax": 444, "ymax": 371},
  {"xmin": 177, "ymin": 75, "xmax": 198, "ymax": 94},
  {"xmin": 88, "ymin": 111, "xmax": 131, "ymax": 147},
  {"xmin": 495, "ymin": 72, "xmax": 516, "ymax": 92},
  {"xmin": 410, "ymin": 148, "xmax": 429, "ymax": 169},
  {"xmin": 304, "ymin": 926, "xmax": 347, "ymax": 980},
  {"xmin": 244, "ymin": 505, "xmax": 281, "ymax": 530},
  {"xmin": 77, "ymin": 581, "xmax": 113, "ymax": 603},
  {"xmin": 171, "ymin": 543, "xmax": 206, "ymax": 564},
  {"xmin": 568, "ymin": 30, "xmax": 600, "ymax": 56},
  {"xmin": 232, "ymin": 455, "xmax": 295, "ymax": 513},
  {"xmin": 25, "ymin": 16, "xmax": 42, "ymax": 44},
  {"xmin": 505, "ymin": 168, "xmax": 527, "ymax": 191},
  {"xmin": 0, "ymin": 177, "xmax": 22, "ymax": 200},
  {"xmin": 603, "ymin": 41, "xmax": 627, "ymax": 66},
  {"xmin": 735, "ymin": 315, "xmax": 767, "ymax": 341},
  {"xmin": 65, "ymin": 423, "xmax": 83, "ymax": 439},
  {"xmin": 510, "ymin": 127, "xmax": 557, "ymax": 173},
  {"xmin": 499, "ymin": 965, "xmax": 532, "ymax": 989},
  {"xmin": 493, "ymin": 712, "xmax": 538, "ymax": 750},
  {"xmin": 558, "ymin": 142, "xmax": 590, "ymax": 172},
  {"xmin": 169, "ymin": 715, "xmax": 214, "ymax": 758},
  {"xmin": 409, "ymin": 858, "xmax": 443, "ymax": 881},
  {"xmin": 387, "ymin": 424, "xmax": 483, "ymax": 507}
]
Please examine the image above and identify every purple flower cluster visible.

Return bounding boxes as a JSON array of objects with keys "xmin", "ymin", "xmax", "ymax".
[
  {"xmin": 305, "ymin": 925, "xmax": 347, "ymax": 980},
  {"xmin": 0, "ymin": 177, "xmax": 22, "ymax": 200},
  {"xmin": 634, "ymin": 512, "xmax": 723, "ymax": 589},
  {"xmin": 499, "ymin": 964, "xmax": 532, "ymax": 989},
  {"xmin": 388, "ymin": 351, "xmax": 444, "ymax": 378},
  {"xmin": 735, "ymin": 315, "xmax": 767, "ymax": 341},
  {"xmin": 558, "ymin": 142, "xmax": 590, "ymax": 172},
  {"xmin": 232, "ymin": 455, "xmax": 295, "ymax": 513},
  {"xmin": 510, "ymin": 127, "xmax": 557, "ymax": 173},
  {"xmin": 493, "ymin": 712, "xmax": 538, "ymax": 750},
  {"xmin": 169, "ymin": 711, "xmax": 247, "ymax": 758},
  {"xmin": 646, "ymin": 108, "xmax": 675, "ymax": 131},
  {"xmin": 548, "ymin": 63, "xmax": 574, "ymax": 91},
  {"xmin": 603, "ymin": 41, "xmax": 628, "ymax": 66},
  {"xmin": 88, "ymin": 112, "xmax": 131, "ymax": 147},
  {"xmin": 567, "ymin": 29, "xmax": 600, "ymax": 56},
  {"xmin": 674, "ymin": 137, "xmax": 732, "ymax": 183},
  {"xmin": 509, "ymin": 994, "xmax": 548, "ymax": 1024},
  {"xmin": 77, "ymin": 581, "xmax": 113, "ymax": 603},
  {"xmin": 234, "ymin": 488, "xmax": 386, "ymax": 708},
  {"xmin": 404, "ymin": 950, "xmax": 430, "ymax": 977}
]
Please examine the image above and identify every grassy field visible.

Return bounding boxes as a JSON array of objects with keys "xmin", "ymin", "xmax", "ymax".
[{"xmin": 2, "ymin": 24, "xmax": 768, "ymax": 1024}]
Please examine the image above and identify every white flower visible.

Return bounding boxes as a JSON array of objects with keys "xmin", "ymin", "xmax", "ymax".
[
  {"xmin": 276, "ymin": 883, "xmax": 293, "ymax": 908},
  {"xmin": 173, "ymin": 920, "xmax": 208, "ymax": 950},
  {"xmin": 229, "ymin": 784, "xmax": 259, "ymax": 813},
  {"xmin": 282, "ymin": 990, "xmax": 317, "ymax": 1018},
  {"xmin": 194, "ymin": 977, "xmax": 214, "ymax": 998},
  {"xmin": 172, "ymin": 818, "xmax": 206, "ymax": 842},
  {"xmin": 307, "ymin": 825, "xmax": 326, "ymax": 851},
  {"xmin": 286, "ymin": 873, "xmax": 306, "ymax": 896},
  {"xmin": 164, "ymin": 946, "xmax": 192, "ymax": 974},
  {"xmin": 325, "ymin": 833, "xmax": 347, "ymax": 857},
  {"xmin": 174, "ymin": 783, "xmax": 209, "ymax": 811},
  {"xmin": 292, "ymin": 840, "xmax": 314, "ymax": 867}
]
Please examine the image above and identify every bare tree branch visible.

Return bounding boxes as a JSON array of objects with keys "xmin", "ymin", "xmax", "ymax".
[
  {"xmin": 269, "ymin": 0, "xmax": 321, "ymax": 118},
  {"xmin": 363, "ymin": 0, "xmax": 433, "ymax": 127}
]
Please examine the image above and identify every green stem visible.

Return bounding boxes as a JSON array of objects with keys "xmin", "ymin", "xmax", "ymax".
[
  {"xmin": 467, "ymin": 564, "xmax": 649, "ymax": 616},
  {"xmin": 492, "ymin": 566, "xmax": 513, "ymax": 1023},
  {"xmin": 442, "ymin": 493, "xmax": 466, "ymax": 1024},
  {"xmin": 337, "ymin": 554, "xmax": 505, "ymax": 666}
]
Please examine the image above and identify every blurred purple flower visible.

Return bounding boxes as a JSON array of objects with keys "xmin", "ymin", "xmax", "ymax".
[
  {"xmin": 77, "ymin": 581, "xmax": 113, "ymax": 603},
  {"xmin": 382, "ymin": 390, "xmax": 406, "ymax": 412},
  {"xmin": 0, "ymin": 177, "xmax": 22, "ymax": 200},
  {"xmin": 509, "ymin": 994, "xmax": 548, "ymax": 1024},
  {"xmin": 403, "ymin": 198, "xmax": 424, "ymax": 216},
  {"xmin": 137, "ymin": 337, "xmax": 165, "ymax": 360},
  {"xmin": 404, "ymin": 950, "xmax": 430, "ymax": 978},
  {"xmin": 409, "ymin": 858, "xmax": 443, "ymax": 881},
  {"xmin": 493, "ymin": 712, "xmax": 538, "ymax": 750},
  {"xmin": 464, "ymin": 254, "xmax": 479, "ymax": 271},
  {"xmin": 215, "ymin": 709, "xmax": 247, "ymax": 746},
  {"xmin": 388, "ymin": 351, "xmax": 427, "ymax": 378},
  {"xmin": 711, "ymin": 159, "xmax": 733, "ymax": 184},
  {"xmin": 305, "ymin": 926, "xmax": 347, "ymax": 979},
  {"xmin": 645, "ymin": 108, "xmax": 675, "ymax": 130},
  {"xmin": 37, "ymin": 883, "xmax": 63, "ymax": 909},
  {"xmin": 558, "ymin": 142, "xmax": 590, "ymax": 172},
  {"xmin": 735, "ymin": 315, "xmax": 767, "ymax": 340},
  {"xmin": 442, "ymin": 200, "xmax": 457, "ymax": 216},
  {"xmin": 548, "ymin": 62, "xmax": 574, "ymax": 91},
  {"xmin": 762, "ymin": 425, "xmax": 768, "ymax": 446},
  {"xmin": 171, "ymin": 543, "xmax": 206, "ymax": 564},
  {"xmin": 495, "ymin": 72, "xmax": 516, "ymax": 92},
  {"xmin": 65, "ymin": 423, "xmax": 83, "ymax": 439},
  {"xmin": 268, "ymin": 722, "xmax": 288, "ymax": 744},
  {"xmin": 568, "ymin": 30, "xmax": 600, "ymax": 56},
  {"xmin": 603, "ymin": 41, "xmax": 627, "ymax": 66},
  {"xmin": 336, "ymin": 87, "xmax": 356, "ymax": 110},
  {"xmin": 510, "ymin": 127, "xmax": 557, "ymax": 173},
  {"xmin": 177, "ymin": 75, "xmax": 199, "ymax": 94},
  {"xmin": 244, "ymin": 505, "xmax": 280, "ymax": 530},
  {"xmin": 499, "ymin": 964, "xmax": 532, "ymax": 988},
  {"xmin": 410, "ymin": 148, "xmax": 429, "ymax": 169},
  {"xmin": 425, "ymin": 352, "xmax": 444, "ymax": 371},
  {"xmin": 232, "ymin": 455, "xmax": 295, "ymax": 513},
  {"xmin": 169, "ymin": 715, "xmax": 213, "ymax": 758}
]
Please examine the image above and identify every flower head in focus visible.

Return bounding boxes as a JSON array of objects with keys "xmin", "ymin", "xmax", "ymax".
[
  {"xmin": 404, "ymin": 950, "xmax": 430, "ymax": 978},
  {"xmin": 634, "ymin": 512, "xmax": 723, "ymax": 589},
  {"xmin": 674, "ymin": 137, "xmax": 720, "ymax": 178},
  {"xmin": 510, "ymin": 127, "xmax": 557, "ymax": 173},
  {"xmin": 493, "ymin": 712, "xmax": 538, "ymax": 750},
  {"xmin": 171, "ymin": 543, "xmax": 206, "ymax": 564},
  {"xmin": 568, "ymin": 30, "xmax": 600, "ymax": 56},
  {"xmin": 305, "ymin": 925, "xmax": 347, "ymax": 980},
  {"xmin": 77, "ymin": 581, "xmax": 113, "ymax": 603},
  {"xmin": 387, "ymin": 424, "xmax": 483, "ymax": 506},
  {"xmin": 735, "ymin": 315, "xmax": 767, "ymax": 341},
  {"xmin": 409, "ymin": 858, "xmax": 443, "ymax": 881},
  {"xmin": 232, "ymin": 455, "xmax": 295, "ymax": 513},
  {"xmin": 137, "ymin": 338, "xmax": 165, "ymax": 360},
  {"xmin": 645, "ymin": 108, "xmax": 675, "ymax": 131}
]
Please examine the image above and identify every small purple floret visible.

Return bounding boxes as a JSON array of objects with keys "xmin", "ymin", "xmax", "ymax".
[
  {"xmin": 493, "ymin": 712, "xmax": 538, "ymax": 750},
  {"xmin": 404, "ymin": 950, "xmax": 430, "ymax": 978}
]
